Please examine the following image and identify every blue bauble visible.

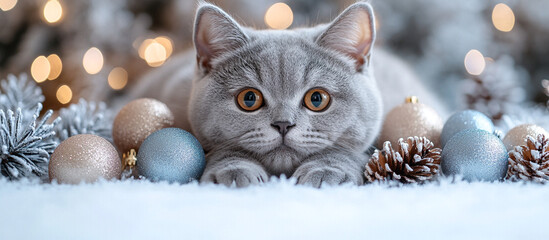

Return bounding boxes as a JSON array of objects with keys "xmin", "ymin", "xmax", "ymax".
[
  {"xmin": 440, "ymin": 110, "xmax": 494, "ymax": 147},
  {"xmin": 441, "ymin": 129, "xmax": 508, "ymax": 181},
  {"xmin": 137, "ymin": 128, "xmax": 205, "ymax": 183}
]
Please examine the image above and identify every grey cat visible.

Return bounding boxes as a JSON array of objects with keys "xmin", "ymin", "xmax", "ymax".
[{"xmin": 127, "ymin": 2, "xmax": 445, "ymax": 187}]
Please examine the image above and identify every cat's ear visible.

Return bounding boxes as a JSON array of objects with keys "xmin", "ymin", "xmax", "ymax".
[
  {"xmin": 193, "ymin": 4, "xmax": 248, "ymax": 72},
  {"xmin": 316, "ymin": 2, "xmax": 376, "ymax": 71}
]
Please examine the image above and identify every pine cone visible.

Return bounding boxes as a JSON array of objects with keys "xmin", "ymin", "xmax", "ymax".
[
  {"xmin": 365, "ymin": 136, "xmax": 442, "ymax": 183},
  {"xmin": 507, "ymin": 134, "xmax": 549, "ymax": 183}
]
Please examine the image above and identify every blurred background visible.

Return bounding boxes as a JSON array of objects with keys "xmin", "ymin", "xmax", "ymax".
[{"xmin": 0, "ymin": 0, "xmax": 548, "ymax": 123}]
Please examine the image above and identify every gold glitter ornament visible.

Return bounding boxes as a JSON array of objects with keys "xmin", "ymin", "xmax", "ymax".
[
  {"xmin": 49, "ymin": 134, "xmax": 122, "ymax": 184},
  {"xmin": 377, "ymin": 97, "xmax": 443, "ymax": 148},
  {"xmin": 113, "ymin": 98, "xmax": 174, "ymax": 159},
  {"xmin": 503, "ymin": 124, "xmax": 549, "ymax": 151}
]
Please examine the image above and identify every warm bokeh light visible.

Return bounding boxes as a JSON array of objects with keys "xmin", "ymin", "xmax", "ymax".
[
  {"xmin": 108, "ymin": 67, "xmax": 128, "ymax": 90},
  {"xmin": 31, "ymin": 56, "xmax": 51, "ymax": 83},
  {"xmin": 46, "ymin": 54, "xmax": 62, "ymax": 80},
  {"xmin": 0, "ymin": 0, "xmax": 17, "ymax": 11},
  {"xmin": 56, "ymin": 85, "xmax": 72, "ymax": 104},
  {"xmin": 82, "ymin": 47, "xmax": 104, "ymax": 74},
  {"xmin": 144, "ymin": 42, "xmax": 167, "ymax": 67},
  {"xmin": 264, "ymin": 3, "xmax": 293, "ymax": 30},
  {"xmin": 138, "ymin": 37, "xmax": 173, "ymax": 67},
  {"xmin": 43, "ymin": 0, "xmax": 63, "ymax": 24},
  {"xmin": 492, "ymin": 3, "xmax": 515, "ymax": 32},
  {"xmin": 138, "ymin": 39, "xmax": 154, "ymax": 59},
  {"xmin": 154, "ymin": 36, "xmax": 174, "ymax": 58},
  {"xmin": 464, "ymin": 49, "xmax": 486, "ymax": 76}
]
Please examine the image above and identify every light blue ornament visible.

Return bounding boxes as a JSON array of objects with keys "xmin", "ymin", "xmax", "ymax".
[
  {"xmin": 441, "ymin": 129, "xmax": 508, "ymax": 181},
  {"xmin": 440, "ymin": 110, "xmax": 494, "ymax": 147},
  {"xmin": 137, "ymin": 128, "xmax": 205, "ymax": 183}
]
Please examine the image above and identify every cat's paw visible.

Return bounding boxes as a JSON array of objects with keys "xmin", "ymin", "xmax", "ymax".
[
  {"xmin": 200, "ymin": 161, "xmax": 269, "ymax": 188},
  {"xmin": 293, "ymin": 164, "xmax": 359, "ymax": 188}
]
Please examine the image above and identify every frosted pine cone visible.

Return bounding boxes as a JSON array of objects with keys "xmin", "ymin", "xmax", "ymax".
[
  {"xmin": 507, "ymin": 134, "xmax": 549, "ymax": 183},
  {"xmin": 365, "ymin": 136, "xmax": 442, "ymax": 183}
]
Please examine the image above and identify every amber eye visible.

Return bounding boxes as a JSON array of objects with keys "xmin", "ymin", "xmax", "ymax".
[
  {"xmin": 236, "ymin": 88, "xmax": 263, "ymax": 111},
  {"xmin": 303, "ymin": 88, "xmax": 331, "ymax": 112}
]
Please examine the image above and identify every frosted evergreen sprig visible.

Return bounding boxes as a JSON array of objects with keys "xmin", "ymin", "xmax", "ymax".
[
  {"xmin": 55, "ymin": 98, "xmax": 113, "ymax": 142},
  {"xmin": 0, "ymin": 74, "xmax": 45, "ymax": 118},
  {"xmin": 0, "ymin": 103, "xmax": 60, "ymax": 180}
]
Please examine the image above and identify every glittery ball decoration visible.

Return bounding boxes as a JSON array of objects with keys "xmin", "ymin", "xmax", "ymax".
[
  {"xmin": 49, "ymin": 134, "xmax": 122, "ymax": 184},
  {"xmin": 441, "ymin": 129, "xmax": 508, "ymax": 181},
  {"xmin": 503, "ymin": 124, "xmax": 549, "ymax": 151},
  {"xmin": 113, "ymin": 98, "xmax": 175, "ymax": 153},
  {"xmin": 440, "ymin": 110, "xmax": 494, "ymax": 148},
  {"xmin": 137, "ymin": 128, "xmax": 205, "ymax": 183},
  {"xmin": 377, "ymin": 96, "xmax": 443, "ymax": 148}
]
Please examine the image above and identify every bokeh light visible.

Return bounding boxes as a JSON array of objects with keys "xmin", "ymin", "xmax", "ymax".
[
  {"xmin": 144, "ymin": 42, "xmax": 167, "ymax": 67},
  {"xmin": 0, "ymin": 0, "xmax": 17, "ymax": 11},
  {"xmin": 43, "ymin": 0, "xmax": 63, "ymax": 24},
  {"xmin": 30, "ymin": 56, "xmax": 51, "ymax": 83},
  {"xmin": 464, "ymin": 49, "xmax": 486, "ymax": 76},
  {"xmin": 138, "ymin": 37, "xmax": 173, "ymax": 67},
  {"xmin": 82, "ymin": 47, "xmax": 104, "ymax": 74},
  {"xmin": 56, "ymin": 85, "xmax": 72, "ymax": 104},
  {"xmin": 46, "ymin": 54, "xmax": 62, "ymax": 80},
  {"xmin": 155, "ymin": 36, "xmax": 173, "ymax": 58},
  {"xmin": 108, "ymin": 67, "xmax": 128, "ymax": 90},
  {"xmin": 138, "ymin": 39, "xmax": 154, "ymax": 59},
  {"xmin": 264, "ymin": 3, "xmax": 293, "ymax": 30},
  {"xmin": 492, "ymin": 3, "xmax": 515, "ymax": 32}
]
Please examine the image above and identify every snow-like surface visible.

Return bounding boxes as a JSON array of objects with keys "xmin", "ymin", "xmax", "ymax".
[{"xmin": 0, "ymin": 178, "xmax": 547, "ymax": 240}]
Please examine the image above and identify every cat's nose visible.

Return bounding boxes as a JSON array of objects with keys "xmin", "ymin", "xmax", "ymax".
[{"xmin": 271, "ymin": 121, "xmax": 295, "ymax": 136}]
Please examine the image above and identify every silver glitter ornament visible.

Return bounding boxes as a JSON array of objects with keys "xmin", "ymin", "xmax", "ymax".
[
  {"xmin": 137, "ymin": 128, "xmax": 205, "ymax": 183},
  {"xmin": 441, "ymin": 129, "xmax": 508, "ymax": 181},
  {"xmin": 440, "ymin": 110, "xmax": 494, "ymax": 147}
]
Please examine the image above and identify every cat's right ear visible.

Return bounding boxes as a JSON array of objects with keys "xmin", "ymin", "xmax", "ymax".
[{"xmin": 193, "ymin": 4, "xmax": 249, "ymax": 73}]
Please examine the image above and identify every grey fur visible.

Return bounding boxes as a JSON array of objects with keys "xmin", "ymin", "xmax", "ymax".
[
  {"xmin": 126, "ymin": 2, "xmax": 447, "ymax": 187},
  {"xmin": 190, "ymin": 2, "xmax": 380, "ymax": 187}
]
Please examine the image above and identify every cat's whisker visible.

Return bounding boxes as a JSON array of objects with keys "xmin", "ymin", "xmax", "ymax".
[{"xmin": 238, "ymin": 128, "xmax": 264, "ymax": 140}]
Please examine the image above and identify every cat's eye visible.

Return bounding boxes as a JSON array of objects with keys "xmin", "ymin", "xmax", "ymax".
[
  {"xmin": 236, "ymin": 88, "xmax": 263, "ymax": 111},
  {"xmin": 303, "ymin": 88, "xmax": 331, "ymax": 112}
]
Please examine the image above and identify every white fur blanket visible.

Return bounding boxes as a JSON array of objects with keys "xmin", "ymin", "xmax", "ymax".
[{"xmin": 0, "ymin": 178, "xmax": 546, "ymax": 240}]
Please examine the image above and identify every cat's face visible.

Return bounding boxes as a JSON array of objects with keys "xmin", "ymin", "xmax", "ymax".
[{"xmin": 189, "ymin": 3, "xmax": 382, "ymax": 175}]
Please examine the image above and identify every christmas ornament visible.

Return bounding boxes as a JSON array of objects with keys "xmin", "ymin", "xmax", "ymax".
[
  {"xmin": 137, "ymin": 128, "xmax": 205, "ymax": 183},
  {"xmin": 49, "ymin": 134, "xmax": 121, "ymax": 184},
  {"xmin": 441, "ymin": 129, "xmax": 508, "ymax": 181},
  {"xmin": 440, "ymin": 110, "xmax": 494, "ymax": 147},
  {"xmin": 0, "ymin": 104, "xmax": 59, "ymax": 180},
  {"xmin": 365, "ymin": 136, "xmax": 441, "ymax": 184},
  {"xmin": 55, "ymin": 98, "xmax": 113, "ymax": 142},
  {"xmin": 502, "ymin": 124, "xmax": 549, "ymax": 151},
  {"xmin": 377, "ymin": 96, "xmax": 443, "ymax": 148},
  {"xmin": 507, "ymin": 134, "xmax": 549, "ymax": 183},
  {"xmin": 113, "ymin": 98, "xmax": 174, "ymax": 170}
]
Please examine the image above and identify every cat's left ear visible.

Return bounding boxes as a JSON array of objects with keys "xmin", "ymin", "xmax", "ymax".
[
  {"xmin": 193, "ymin": 3, "xmax": 249, "ymax": 73},
  {"xmin": 316, "ymin": 2, "xmax": 376, "ymax": 71}
]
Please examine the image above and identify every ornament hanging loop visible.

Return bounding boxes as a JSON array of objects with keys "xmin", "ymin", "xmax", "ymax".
[{"xmin": 122, "ymin": 149, "xmax": 137, "ymax": 170}]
